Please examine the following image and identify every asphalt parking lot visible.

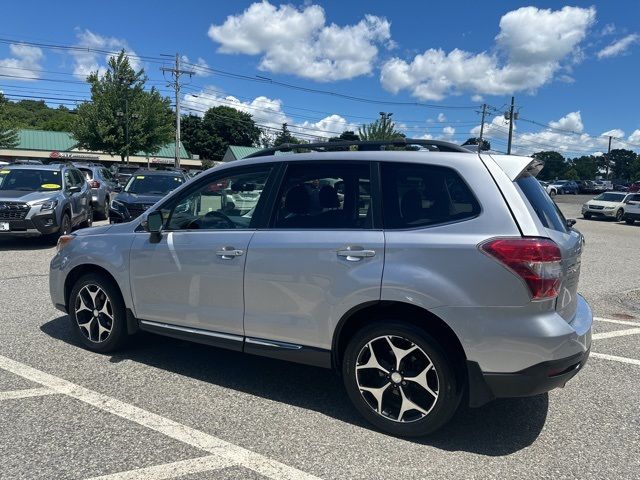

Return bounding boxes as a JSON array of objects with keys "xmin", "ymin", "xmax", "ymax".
[{"xmin": 1, "ymin": 195, "xmax": 639, "ymax": 480}]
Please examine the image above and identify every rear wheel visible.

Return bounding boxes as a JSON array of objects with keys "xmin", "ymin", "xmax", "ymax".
[
  {"xmin": 80, "ymin": 207, "xmax": 93, "ymax": 228},
  {"xmin": 616, "ymin": 209, "xmax": 624, "ymax": 222},
  {"xmin": 626, "ymin": 218, "xmax": 635, "ymax": 225},
  {"xmin": 549, "ymin": 189, "xmax": 556, "ymax": 198},
  {"xmin": 68, "ymin": 273, "xmax": 128, "ymax": 353},
  {"xmin": 97, "ymin": 197, "xmax": 110, "ymax": 221},
  {"xmin": 342, "ymin": 322, "xmax": 461, "ymax": 437},
  {"xmin": 583, "ymin": 212, "xmax": 592, "ymax": 219}
]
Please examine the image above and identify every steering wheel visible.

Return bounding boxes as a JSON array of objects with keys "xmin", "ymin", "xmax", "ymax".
[{"xmin": 188, "ymin": 210, "xmax": 236, "ymax": 230}]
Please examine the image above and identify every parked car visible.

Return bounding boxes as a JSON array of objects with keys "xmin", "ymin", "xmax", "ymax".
[
  {"xmin": 622, "ymin": 193, "xmax": 640, "ymax": 225},
  {"xmin": 112, "ymin": 164, "xmax": 140, "ymax": 186},
  {"xmin": 613, "ymin": 184, "xmax": 629, "ymax": 192},
  {"xmin": 576, "ymin": 180, "xmax": 595, "ymax": 194},
  {"xmin": 0, "ymin": 163, "xmax": 92, "ymax": 241},
  {"xmin": 75, "ymin": 163, "xmax": 119, "ymax": 220},
  {"xmin": 582, "ymin": 191, "xmax": 635, "ymax": 221},
  {"xmin": 592, "ymin": 181, "xmax": 608, "ymax": 193},
  {"xmin": 538, "ymin": 180, "xmax": 558, "ymax": 197},
  {"xmin": 549, "ymin": 180, "xmax": 579, "ymax": 195},
  {"xmin": 109, "ymin": 169, "xmax": 186, "ymax": 223},
  {"xmin": 50, "ymin": 139, "xmax": 592, "ymax": 437},
  {"xmin": 628, "ymin": 182, "xmax": 640, "ymax": 193}
]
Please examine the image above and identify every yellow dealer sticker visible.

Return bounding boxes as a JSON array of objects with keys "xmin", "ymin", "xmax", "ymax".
[
  {"xmin": 41, "ymin": 183, "xmax": 61, "ymax": 189},
  {"xmin": 136, "ymin": 175, "xmax": 145, "ymax": 179},
  {"xmin": 0, "ymin": 170, "xmax": 9, "ymax": 174}
]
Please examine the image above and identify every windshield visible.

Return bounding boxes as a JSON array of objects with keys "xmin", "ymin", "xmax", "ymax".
[
  {"xmin": 594, "ymin": 193, "xmax": 625, "ymax": 202},
  {"xmin": 124, "ymin": 174, "xmax": 183, "ymax": 195},
  {"xmin": 0, "ymin": 169, "xmax": 63, "ymax": 192}
]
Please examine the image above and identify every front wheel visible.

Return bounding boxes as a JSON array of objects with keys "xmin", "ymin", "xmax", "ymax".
[
  {"xmin": 583, "ymin": 212, "xmax": 592, "ymax": 219},
  {"xmin": 625, "ymin": 218, "xmax": 634, "ymax": 225},
  {"xmin": 68, "ymin": 273, "xmax": 128, "ymax": 353},
  {"xmin": 549, "ymin": 190, "xmax": 556, "ymax": 198},
  {"xmin": 342, "ymin": 322, "xmax": 462, "ymax": 437},
  {"xmin": 80, "ymin": 207, "xmax": 93, "ymax": 228},
  {"xmin": 616, "ymin": 209, "xmax": 624, "ymax": 222}
]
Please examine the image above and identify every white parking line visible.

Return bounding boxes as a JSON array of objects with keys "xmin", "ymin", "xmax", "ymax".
[
  {"xmin": 592, "ymin": 328, "xmax": 640, "ymax": 340},
  {"xmin": 0, "ymin": 387, "xmax": 55, "ymax": 401},
  {"xmin": 86, "ymin": 455, "xmax": 236, "ymax": 480},
  {"xmin": 0, "ymin": 355, "xmax": 322, "ymax": 480},
  {"xmin": 590, "ymin": 352, "xmax": 640, "ymax": 366},
  {"xmin": 594, "ymin": 317, "xmax": 640, "ymax": 327}
]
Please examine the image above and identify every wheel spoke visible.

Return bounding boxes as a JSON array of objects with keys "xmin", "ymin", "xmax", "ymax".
[
  {"xmin": 384, "ymin": 336, "xmax": 419, "ymax": 371},
  {"xmin": 405, "ymin": 364, "xmax": 438, "ymax": 399},
  {"xmin": 99, "ymin": 299, "xmax": 113, "ymax": 320},
  {"xmin": 359, "ymin": 383, "xmax": 391, "ymax": 414},
  {"xmin": 356, "ymin": 342, "xmax": 389, "ymax": 374},
  {"xmin": 397, "ymin": 386, "xmax": 430, "ymax": 421},
  {"xmin": 77, "ymin": 317, "xmax": 95, "ymax": 341},
  {"xmin": 85, "ymin": 286, "xmax": 99, "ymax": 309},
  {"xmin": 97, "ymin": 321, "xmax": 111, "ymax": 340},
  {"xmin": 75, "ymin": 295, "xmax": 91, "ymax": 314}
]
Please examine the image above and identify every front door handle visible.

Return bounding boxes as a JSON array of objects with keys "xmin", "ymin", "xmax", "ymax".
[
  {"xmin": 216, "ymin": 246, "xmax": 244, "ymax": 259},
  {"xmin": 337, "ymin": 247, "xmax": 376, "ymax": 261}
]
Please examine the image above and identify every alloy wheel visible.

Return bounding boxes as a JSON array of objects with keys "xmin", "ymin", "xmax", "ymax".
[
  {"xmin": 74, "ymin": 284, "xmax": 114, "ymax": 343},
  {"xmin": 355, "ymin": 335, "xmax": 439, "ymax": 423},
  {"xmin": 616, "ymin": 209, "xmax": 624, "ymax": 222}
]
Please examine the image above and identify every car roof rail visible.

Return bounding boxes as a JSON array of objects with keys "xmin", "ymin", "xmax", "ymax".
[{"xmin": 244, "ymin": 138, "xmax": 473, "ymax": 158}]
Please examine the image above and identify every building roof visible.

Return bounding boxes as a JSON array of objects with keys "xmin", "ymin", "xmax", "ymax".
[
  {"xmin": 17, "ymin": 129, "xmax": 77, "ymax": 151},
  {"xmin": 12, "ymin": 129, "xmax": 189, "ymax": 159},
  {"xmin": 225, "ymin": 145, "xmax": 263, "ymax": 161}
]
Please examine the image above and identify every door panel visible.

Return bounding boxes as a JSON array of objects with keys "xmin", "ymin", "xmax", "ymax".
[
  {"xmin": 129, "ymin": 230, "xmax": 253, "ymax": 334},
  {"xmin": 243, "ymin": 230, "xmax": 384, "ymax": 349}
]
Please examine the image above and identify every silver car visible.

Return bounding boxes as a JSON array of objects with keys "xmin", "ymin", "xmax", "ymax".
[
  {"xmin": 0, "ymin": 163, "xmax": 93, "ymax": 240},
  {"xmin": 75, "ymin": 163, "xmax": 119, "ymax": 220},
  {"xmin": 50, "ymin": 140, "xmax": 592, "ymax": 437}
]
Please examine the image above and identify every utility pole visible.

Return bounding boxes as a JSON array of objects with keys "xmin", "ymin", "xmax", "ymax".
[
  {"xmin": 477, "ymin": 103, "xmax": 487, "ymax": 154},
  {"xmin": 161, "ymin": 54, "xmax": 194, "ymax": 168},
  {"xmin": 506, "ymin": 96, "xmax": 516, "ymax": 155},
  {"xmin": 605, "ymin": 135, "xmax": 613, "ymax": 179}
]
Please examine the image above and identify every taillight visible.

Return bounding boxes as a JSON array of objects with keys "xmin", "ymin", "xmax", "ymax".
[
  {"xmin": 480, "ymin": 237, "xmax": 562, "ymax": 301},
  {"xmin": 89, "ymin": 180, "xmax": 100, "ymax": 188}
]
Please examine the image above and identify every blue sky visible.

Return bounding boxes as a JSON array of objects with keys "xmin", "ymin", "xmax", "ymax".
[{"xmin": 0, "ymin": 0, "xmax": 639, "ymax": 156}]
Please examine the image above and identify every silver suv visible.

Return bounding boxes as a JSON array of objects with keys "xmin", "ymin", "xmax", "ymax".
[
  {"xmin": 49, "ymin": 140, "xmax": 592, "ymax": 437},
  {"xmin": 75, "ymin": 163, "xmax": 119, "ymax": 220},
  {"xmin": 0, "ymin": 164, "xmax": 93, "ymax": 241}
]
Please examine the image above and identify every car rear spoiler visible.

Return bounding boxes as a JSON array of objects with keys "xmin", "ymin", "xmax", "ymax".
[{"xmin": 481, "ymin": 154, "xmax": 544, "ymax": 181}]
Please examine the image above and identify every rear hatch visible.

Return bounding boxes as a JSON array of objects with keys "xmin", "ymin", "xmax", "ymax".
[{"xmin": 515, "ymin": 173, "xmax": 583, "ymax": 322}]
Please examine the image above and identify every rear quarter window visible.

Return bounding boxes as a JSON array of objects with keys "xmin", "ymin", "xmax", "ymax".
[
  {"xmin": 381, "ymin": 162, "xmax": 481, "ymax": 229},
  {"xmin": 517, "ymin": 175, "xmax": 567, "ymax": 233}
]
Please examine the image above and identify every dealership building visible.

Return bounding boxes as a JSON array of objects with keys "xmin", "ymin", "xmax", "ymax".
[{"xmin": 0, "ymin": 129, "xmax": 201, "ymax": 168}]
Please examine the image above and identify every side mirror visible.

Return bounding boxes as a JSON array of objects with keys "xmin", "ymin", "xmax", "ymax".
[
  {"xmin": 68, "ymin": 185, "xmax": 81, "ymax": 194},
  {"xmin": 566, "ymin": 218, "xmax": 577, "ymax": 228},
  {"xmin": 146, "ymin": 211, "xmax": 163, "ymax": 243}
]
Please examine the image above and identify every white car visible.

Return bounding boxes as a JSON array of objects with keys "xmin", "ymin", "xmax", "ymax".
[
  {"xmin": 622, "ymin": 193, "xmax": 640, "ymax": 225},
  {"xmin": 538, "ymin": 180, "xmax": 557, "ymax": 197},
  {"xmin": 582, "ymin": 191, "xmax": 635, "ymax": 221}
]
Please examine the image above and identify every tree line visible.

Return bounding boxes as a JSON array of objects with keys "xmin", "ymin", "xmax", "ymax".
[{"xmin": 533, "ymin": 150, "xmax": 640, "ymax": 182}]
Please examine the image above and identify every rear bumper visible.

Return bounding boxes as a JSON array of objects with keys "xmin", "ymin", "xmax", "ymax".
[
  {"xmin": 465, "ymin": 295, "xmax": 592, "ymax": 407},
  {"xmin": 582, "ymin": 207, "xmax": 616, "ymax": 217},
  {"xmin": 623, "ymin": 212, "xmax": 640, "ymax": 221}
]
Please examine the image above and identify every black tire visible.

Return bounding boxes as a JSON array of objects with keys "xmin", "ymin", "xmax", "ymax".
[
  {"xmin": 625, "ymin": 218, "xmax": 634, "ymax": 225},
  {"xmin": 616, "ymin": 209, "xmax": 624, "ymax": 222},
  {"xmin": 68, "ymin": 272, "xmax": 128, "ymax": 353},
  {"xmin": 46, "ymin": 212, "xmax": 71, "ymax": 244},
  {"xmin": 80, "ymin": 206, "xmax": 93, "ymax": 228},
  {"xmin": 583, "ymin": 212, "xmax": 592, "ymax": 220},
  {"xmin": 96, "ymin": 197, "xmax": 110, "ymax": 221},
  {"xmin": 342, "ymin": 321, "xmax": 462, "ymax": 437},
  {"xmin": 549, "ymin": 190, "xmax": 556, "ymax": 198}
]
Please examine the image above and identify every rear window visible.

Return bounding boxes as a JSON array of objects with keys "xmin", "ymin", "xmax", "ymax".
[
  {"xmin": 381, "ymin": 163, "xmax": 481, "ymax": 229},
  {"xmin": 79, "ymin": 168, "xmax": 93, "ymax": 180},
  {"xmin": 517, "ymin": 175, "xmax": 567, "ymax": 233}
]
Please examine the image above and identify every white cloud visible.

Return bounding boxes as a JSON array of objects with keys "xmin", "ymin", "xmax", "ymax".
[
  {"xmin": 471, "ymin": 111, "xmax": 634, "ymax": 155},
  {"xmin": 207, "ymin": 1, "xmax": 391, "ymax": 81},
  {"xmin": 601, "ymin": 23, "xmax": 616, "ymax": 36},
  {"xmin": 442, "ymin": 126, "xmax": 455, "ymax": 137},
  {"xmin": 597, "ymin": 34, "xmax": 639, "ymax": 59},
  {"xmin": 182, "ymin": 87, "xmax": 355, "ymax": 139},
  {"xmin": 181, "ymin": 56, "xmax": 210, "ymax": 76},
  {"xmin": 0, "ymin": 43, "xmax": 44, "ymax": 81},
  {"xmin": 381, "ymin": 6, "xmax": 595, "ymax": 100},
  {"xmin": 471, "ymin": 94, "xmax": 484, "ymax": 102},
  {"xmin": 71, "ymin": 29, "xmax": 141, "ymax": 78},
  {"xmin": 628, "ymin": 129, "xmax": 640, "ymax": 144},
  {"xmin": 437, "ymin": 113, "xmax": 446, "ymax": 122}
]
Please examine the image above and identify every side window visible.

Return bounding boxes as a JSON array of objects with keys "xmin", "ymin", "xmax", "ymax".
[
  {"xmin": 273, "ymin": 162, "xmax": 372, "ymax": 229},
  {"xmin": 381, "ymin": 162, "xmax": 480, "ymax": 229},
  {"xmin": 63, "ymin": 170, "xmax": 74, "ymax": 190},
  {"xmin": 165, "ymin": 167, "xmax": 272, "ymax": 231},
  {"xmin": 72, "ymin": 170, "xmax": 85, "ymax": 187},
  {"xmin": 79, "ymin": 168, "xmax": 93, "ymax": 180},
  {"xmin": 516, "ymin": 175, "xmax": 567, "ymax": 233}
]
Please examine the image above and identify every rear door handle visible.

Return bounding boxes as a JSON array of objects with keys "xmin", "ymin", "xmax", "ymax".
[
  {"xmin": 337, "ymin": 247, "xmax": 376, "ymax": 261},
  {"xmin": 216, "ymin": 246, "xmax": 244, "ymax": 259}
]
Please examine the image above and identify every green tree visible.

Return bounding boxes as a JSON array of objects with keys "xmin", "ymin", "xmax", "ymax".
[
  {"xmin": 462, "ymin": 137, "xmax": 491, "ymax": 151},
  {"xmin": 358, "ymin": 115, "xmax": 404, "ymax": 141},
  {"xmin": 533, "ymin": 151, "xmax": 567, "ymax": 181},
  {"xmin": 629, "ymin": 156, "xmax": 640, "ymax": 181},
  {"xmin": 179, "ymin": 114, "xmax": 206, "ymax": 158},
  {"xmin": 564, "ymin": 168, "xmax": 579, "ymax": 180},
  {"xmin": 0, "ymin": 93, "xmax": 76, "ymax": 132},
  {"xmin": 608, "ymin": 149, "xmax": 637, "ymax": 180},
  {"xmin": 0, "ymin": 120, "xmax": 19, "ymax": 148},
  {"xmin": 71, "ymin": 51, "xmax": 174, "ymax": 161},
  {"xmin": 569, "ymin": 155, "xmax": 598, "ymax": 180},
  {"xmin": 273, "ymin": 123, "xmax": 303, "ymax": 147},
  {"xmin": 328, "ymin": 130, "xmax": 359, "ymax": 142},
  {"xmin": 201, "ymin": 106, "xmax": 262, "ymax": 159}
]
